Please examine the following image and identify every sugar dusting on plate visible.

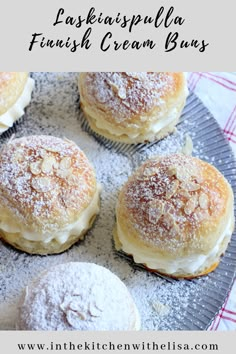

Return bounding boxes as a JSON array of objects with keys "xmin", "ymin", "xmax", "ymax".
[{"xmin": 0, "ymin": 73, "xmax": 235, "ymax": 331}]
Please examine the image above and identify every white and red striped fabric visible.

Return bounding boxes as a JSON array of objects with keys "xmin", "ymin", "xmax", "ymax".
[{"xmin": 187, "ymin": 72, "xmax": 236, "ymax": 331}]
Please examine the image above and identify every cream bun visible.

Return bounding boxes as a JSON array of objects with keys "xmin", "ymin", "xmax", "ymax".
[
  {"xmin": 0, "ymin": 135, "xmax": 100, "ymax": 254},
  {"xmin": 78, "ymin": 72, "xmax": 188, "ymax": 144},
  {"xmin": 0, "ymin": 72, "xmax": 34, "ymax": 134},
  {"xmin": 17, "ymin": 262, "xmax": 141, "ymax": 330},
  {"xmin": 114, "ymin": 154, "xmax": 234, "ymax": 278}
]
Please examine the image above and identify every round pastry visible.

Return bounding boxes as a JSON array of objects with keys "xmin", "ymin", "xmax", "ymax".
[
  {"xmin": 114, "ymin": 154, "xmax": 235, "ymax": 278},
  {"xmin": 78, "ymin": 72, "xmax": 188, "ymax": 144},
  {"xmin": 0, "ymin": 72, "xmax": 34, "ymax": 134},
  {"xmin": 17, "ymin": 262, "xmax": 141, "ymax": 330},
  {"xmin": 0, "ymin": 135, "xmax": 100, "ymax": 255}
]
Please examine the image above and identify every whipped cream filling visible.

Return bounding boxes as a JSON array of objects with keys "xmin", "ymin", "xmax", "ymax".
[
  {"xmin": 0, "ymin": 186, "xmax": 100, "ymax": 245},
  {"xmin": 0, "ymin": 77, "xmax": 34, "ymax": 133},
  {"xmin": 116, "ymin": 216, "xmax": 233, "ymax": 275}
]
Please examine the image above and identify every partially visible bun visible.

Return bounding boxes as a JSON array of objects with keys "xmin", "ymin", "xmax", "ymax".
[
  {"xmin": 0, "ymin": 72, "xmax": 34, "ymax": 133},
  {"xmin": 79, "ymin": 72, "xmax": 188, "ymax": 144}
]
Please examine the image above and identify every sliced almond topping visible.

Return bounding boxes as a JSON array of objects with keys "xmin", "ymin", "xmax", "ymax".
[
  {"xmin": 108, "ymin": 81, "xmax": 119, "ymax": 93},
  {"xmin": 60, "ymin": 157, "xmax": 71, "ymax": 170},
  {"xmin": 66, "ymin": 310, "xmax": 86, "ymax": 327},
  {"xmin": 162, "ymin": 214, "xmax": 180, "ymax": 237},
  {"xmin": 194, "ymin": 207, "xmax": 209, "ymax": 223},
  {"xmin": 44, "ymin": 146, "xmax": 60, "ymax": 153},
  {"xmin": 178, "ymin": 189, "xmax": 191, "ymax": 199},
  {"xmin": 68, "ymin": 174, "xmax": 82, "ymax": 186},
  {"xmin": 181, "ymin": 134, "xmax": 193, "ymax": 156},
  {"xmin": 143, "ymin": 166, "xmax": 157, "ymax": 177},
  {"xmin": 30, "ymin": 160, "xmax": 42, "ymax": 175},
  {"xmin": 184, "ymin": 195, "xmax": 199, "ymax": 215},
  {"xmin": 195, "ymin": 174, "xmax": 203, "ymax": 184},
  {"xmin": 14, "ymin": 151, "xmax": 24, "ymax": 163},
  {"xmin": 199, "ymin": 192, "xmax": 209, "ymax": 209},
  {"xmin": 41, "ymin": 156, "xmax": 57, "ymax": 174},
  {"xmin": 31, "ymin": 176, "xmax": 54, "ymax": 193},
  {"xmin": 181, "ymin": 181, "xmax": 200, "ymax": 192},
  {"xmin": 56, "ymin": 167, "xmax": 73, "ymax": 179},
  {"xmin": 166, "ymin": 180, "xmax": 179, "ymax": 199},
  {"xmin": 148, "ymin": 200, "xmax": 164, "ymax": 224}
]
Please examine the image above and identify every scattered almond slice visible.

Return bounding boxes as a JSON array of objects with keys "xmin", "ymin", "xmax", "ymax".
[
  {"xmin": 166, "ymin": 180, "xmax": 179, "ymax": 199},
  {"xmin": 181, "ymin": 134, "xmax": 193, "ymax": 156},
  {"xmin": 148, "ymin": 200, "xmax": 164, "ymax": 224},
  {"xmin": 181, "ymin": 181, "xmax": 200, "ymax": 192},
  {"xmin": 66, "ymin": 310, "xmax": 86, "ymax": 327},
  {"xmin": 30, "ymin": 160, "xmax": 42, "ymax": 175},
  {"xmin": 152, "ymin": 301, "xmax": 170, "ymax": 316},
  {"xmin": 89, "ymin": 302, "xmax": 103, "ymax": 317},
  {"xmin": 143, "ymin": 166, "xmax": 157, "ymax": 177},
  {"xmin": 31, "ymin": 176, "xmax": 54, "ymax": 193},
  {"xmin": 44, "ymin": 146, "xmax": 60, "ymax": 153},
  {"xmin": 166, "ymin": 166, "xmax": 177, "ymax": 177},
  {"xmin": 60, "ymin": 157, "xmax": 71, "ymax": 170},
  {"xmin": 56, "ymin": 167, "xmax": 73, "ymax": 179},
  {"xmin": 199, "ymin": 192, "xmax": 209, "ymax": 209},
  {"xmin": 41, "ymin": 156, "xmax": 57, "ymax": 174},
  {"xmin": 118, "ymin": 87, "xmax": 127, "ymax": 99}
]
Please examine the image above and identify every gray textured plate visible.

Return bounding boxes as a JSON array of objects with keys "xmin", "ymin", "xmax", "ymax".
[{"xmin": 0, "ymin": 73, "xmax": 235, "ymax": 331}]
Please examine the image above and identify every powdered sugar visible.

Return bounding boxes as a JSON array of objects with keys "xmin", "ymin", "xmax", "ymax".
[{"xmin": 0, "ymin": 73, "xmax": 235, "ymax": 331}]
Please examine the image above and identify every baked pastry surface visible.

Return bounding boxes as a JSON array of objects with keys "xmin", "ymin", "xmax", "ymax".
[
  {"xmin": 0, "ymin": 72, "xmax": 34, "ymax": 133},
  {"xmin": 78, "ymin": 72, "xmax": 188, "ymax": 144},
  {"xmin": 0, "ymin": 135, "xmax": 100, "ymax": 254},
  {"xmin": 114, "ymin": 154, "xmax": 235, "ymax": 278},
  {"xmin": 17, "ymin": 262, "xmax": 141, "ymax": 330}
]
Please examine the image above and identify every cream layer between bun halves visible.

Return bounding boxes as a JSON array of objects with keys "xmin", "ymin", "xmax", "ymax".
[
  {"xmin": 78, "ymin": 72, "xmax": 188, "ymax": 144},
  {"xmin": 0, "ymin": 136, "xmax": 100, "ymax": 255},
  {"xmin": 114, "ymin": 154, "xmax": 235, "ymax": 278},
  {"xmin": 0, "ymin": 72, "xmax": 34, "ymax": 133}
]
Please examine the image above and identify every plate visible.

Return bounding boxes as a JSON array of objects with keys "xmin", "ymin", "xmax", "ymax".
[{"xmin": 0, "ymin": 72, "xmax": 235, "ymax": 330}]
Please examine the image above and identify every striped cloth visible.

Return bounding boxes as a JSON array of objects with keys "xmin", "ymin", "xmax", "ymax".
[{"xmin": 187, "ymin": 72, "xmax": 236, "ymax": 331}]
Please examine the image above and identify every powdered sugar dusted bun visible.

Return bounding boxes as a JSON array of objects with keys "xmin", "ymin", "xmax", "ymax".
[
  {"xmin": 78, "ymin": 72, "xmax": 188, "ymax": 144},
  {"xmin": 17, "ymin": 262, "xmax": 141, "ymax": 330},
  {"xmin": 0, "ymin": 72, "xmax": 34, "ymax": 134},
  {"xmin": 114, "ymin": 154, "xmax": 234, "ymax": 278},
  {"xmin": 0, "ymin": 136, "xmax": 100, "ymax": 254}
]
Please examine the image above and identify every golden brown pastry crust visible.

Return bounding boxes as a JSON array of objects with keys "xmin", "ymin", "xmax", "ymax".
[
  {"xmin": 78, "ymin": 72, "xmax": 187, "ymax": 144},
  {"xmin": 0, "ymin": 135, "xmax": 100, "ymax": 254},
  {"xmin": 0, "ymin": 72, "xmax": 28, "ymax": 115},
  {"xmin": 114, "ymin": 154, "xmax": 235, "ymax": 278}
]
